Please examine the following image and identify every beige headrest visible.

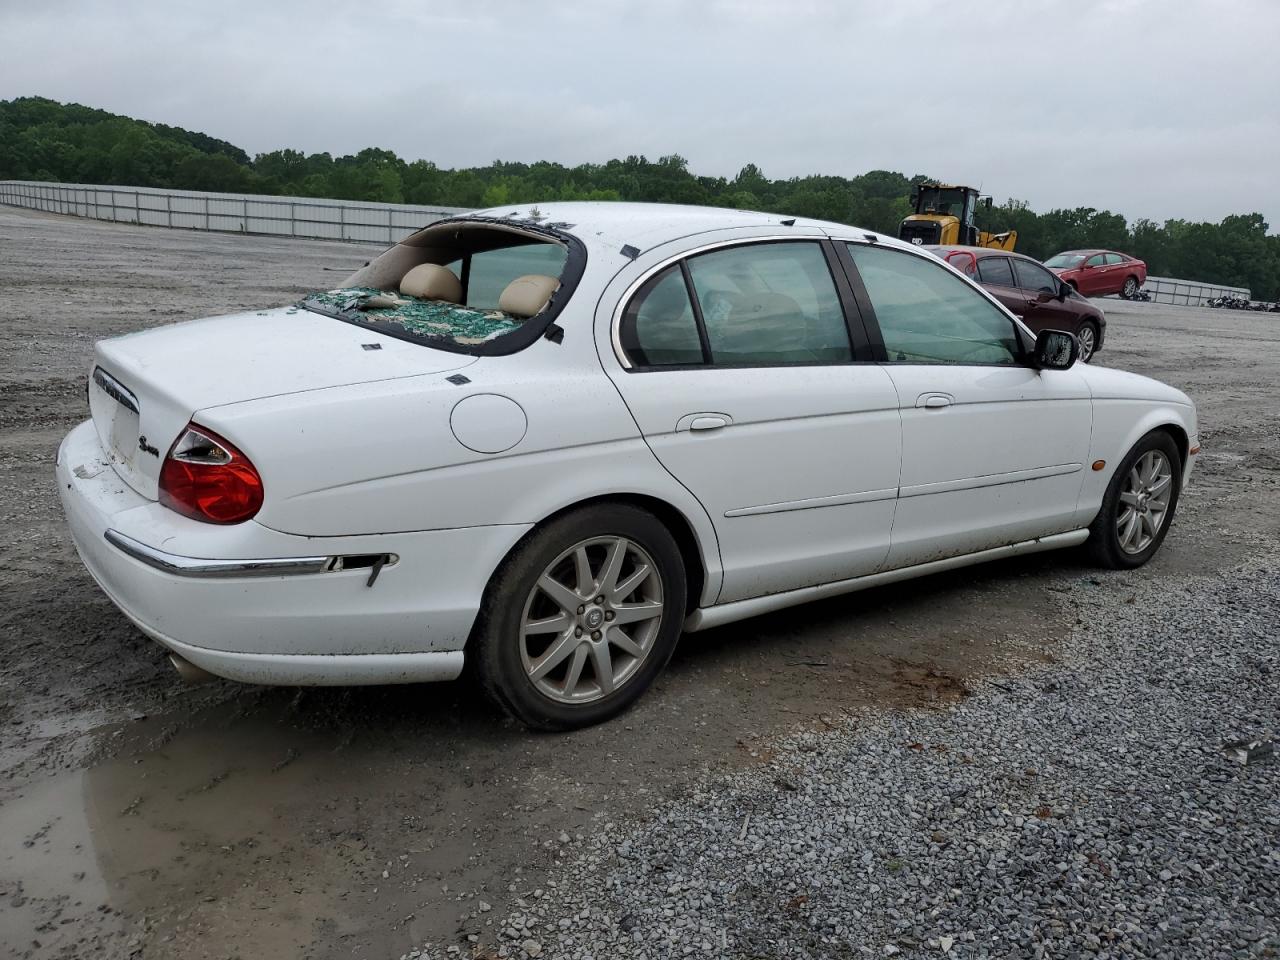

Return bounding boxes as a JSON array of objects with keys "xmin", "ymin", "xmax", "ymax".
[
  {"xmin": 399, "ymin": 263, "xmax": 462, "ymax": 302},
  {"xmin": 498, "ymin": 274, "xmax": 560, "ymax": 318}
]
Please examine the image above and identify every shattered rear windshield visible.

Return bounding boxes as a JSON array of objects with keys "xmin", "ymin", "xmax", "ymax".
[
  {"xmin": 299, "ymin": 219, "xmax": 583, "ymax": 356},
  {"xmin": 302, "ymin": 287, "xmax": 522, "ymax": 346}
]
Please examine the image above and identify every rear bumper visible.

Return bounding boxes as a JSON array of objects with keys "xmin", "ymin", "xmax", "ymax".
[{"xmin": 56, "ymin": 419, "xmax": 531, "ymax": 685}]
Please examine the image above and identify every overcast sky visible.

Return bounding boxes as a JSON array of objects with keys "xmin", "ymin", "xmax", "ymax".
[{"xmin": 2, "ymin": 0, "xmax": 1277, "ymax": 227}]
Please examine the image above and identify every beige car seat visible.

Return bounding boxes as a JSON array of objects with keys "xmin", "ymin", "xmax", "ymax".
[
  {"xmin": 399, "ymin": 263, "xmax": 462, "ymax": 303},
  {"xmin": 499, "ymin": 275, "xmax": 560, "ymax": 318}
]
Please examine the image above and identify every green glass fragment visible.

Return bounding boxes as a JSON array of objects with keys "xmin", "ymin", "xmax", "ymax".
[{"xmin": 304, "ymin": 286, "xmax": 523, "ymax": 345}]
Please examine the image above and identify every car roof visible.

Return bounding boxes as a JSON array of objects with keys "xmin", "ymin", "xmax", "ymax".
[
  {"xmin": 457, "ymin": 201, "xmax": 905, "ymax": 260},
  {"xmin": 924, "ymin": 244, "xmax": 1036, "ymax": 263}
]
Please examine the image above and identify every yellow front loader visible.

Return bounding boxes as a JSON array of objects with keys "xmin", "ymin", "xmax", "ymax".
[{"xmin": 898, "ymin": 183, "xmax": 1017, "ymax": 251}]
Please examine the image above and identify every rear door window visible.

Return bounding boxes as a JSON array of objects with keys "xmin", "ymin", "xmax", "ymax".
[
  {"xmin": 685, "ymin": 241, "xmax": 853, "ymax": 365},
  {"xmin": 1086, "ymin": 253, "xmax": 1107, "ymax": 267},
  {"xmin": 1104, "ymin": 253, "xmax": 1126, "ymax": 265},
  {"xmin": 977, "ymin": 256, "xmax": 1016, "ymax": 287}
]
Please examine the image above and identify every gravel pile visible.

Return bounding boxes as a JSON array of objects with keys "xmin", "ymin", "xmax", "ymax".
[{"xmin": 409, "ymin": 558, "xmax": 1279, "ymax": 960}]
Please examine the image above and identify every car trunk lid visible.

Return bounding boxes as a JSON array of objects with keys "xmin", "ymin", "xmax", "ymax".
[{"xmin": 89, "ymin": 305, "xmax": 477, "ymax": 500}]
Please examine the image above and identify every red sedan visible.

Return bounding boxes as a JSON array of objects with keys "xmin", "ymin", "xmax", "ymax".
[{"xmin": 1044, "ymin": 250, "xmax": 1147, "ymax": 299}]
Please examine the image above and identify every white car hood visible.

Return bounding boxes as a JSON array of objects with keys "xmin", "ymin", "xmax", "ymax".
[{"xmin": 1078, "ymin": 364, "xmax": 1192, "ymax": 406}]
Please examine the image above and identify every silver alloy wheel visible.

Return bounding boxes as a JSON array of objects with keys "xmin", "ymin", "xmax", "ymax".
[
  {"xmin": 519, "ymin": 536, "xmax": 664, "ymax": 704},
  {"xmin": 1123, "ymin": 277, "xmax": 1138, "ymax": 298},
  {"xmin": 1116, "ymin": 450, "xmax": 1173, "ymax": 554},
  {"xmin": 1078, "ymin": 324, "xmax": 1096, "ymax": 361}
]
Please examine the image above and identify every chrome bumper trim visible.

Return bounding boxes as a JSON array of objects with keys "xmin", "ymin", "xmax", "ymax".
[{"xmin": 105, "ymin": 529, "xmax": 337, "ymax": 578}]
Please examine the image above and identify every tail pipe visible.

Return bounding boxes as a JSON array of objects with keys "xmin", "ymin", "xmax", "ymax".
[{"xmin": 168, "ymin": 652, "xmax": 218, "ymax": 684}]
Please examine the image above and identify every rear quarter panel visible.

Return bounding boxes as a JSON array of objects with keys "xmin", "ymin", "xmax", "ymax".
[{"xmin": 193, "ymin": 330, "xmax": 726, "ymax": 604}]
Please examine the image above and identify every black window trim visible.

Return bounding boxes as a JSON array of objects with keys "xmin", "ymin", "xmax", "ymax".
[
  {"xmin": 679, "ymin": 259, "xmax": 714, "ymax": 365},
  {"xmin": 834, "ymin": 239, "xmax": 1035, "ymax": 368},
  {"xmin": 616, "ymin": 236, "xmax": 877, "ymax": 373}
]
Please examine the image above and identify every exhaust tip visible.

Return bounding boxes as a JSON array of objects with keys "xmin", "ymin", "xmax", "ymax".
[{"xmin": 168, "ymin": 652, "xmax": 217, "ymax": 685}]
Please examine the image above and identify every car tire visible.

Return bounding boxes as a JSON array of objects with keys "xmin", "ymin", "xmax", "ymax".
[
  {"xmin": 470, "ymin": 503, "xmax": 686, "ymax": 731},
  {"xmin": 1122, "ymin": 276, "xmax": 1139, "ymax": 299},
  {"xmin": 1087, "ymin": 430, "xmax": 1182, "ymax": 570},
  {"xmin": 1077, "ymin": 320, "xmax": 1099, "ymax": 363}
]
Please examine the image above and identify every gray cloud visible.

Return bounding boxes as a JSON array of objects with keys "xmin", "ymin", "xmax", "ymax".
[{"xmin": 2, "ymin": 0, "xmax": 1277, "ymax": 226}]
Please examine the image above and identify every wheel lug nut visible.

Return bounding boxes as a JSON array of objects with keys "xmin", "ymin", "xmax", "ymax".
[
  {"xmin": 594, "ymin": 596, "xmax": 604, "ymax": 604},
  {"xmin": 575, "ymin": 627, "xmax": 582, "ymax": 637},
  {"xmin": 577, "ymin": 605, "xmax": 585, "ymax": 615},
  {"xmin": 605, "ymin": 611, "xmax": 615, "ymax": 621},
  {"xmin": 591, "ymin": 630, "xmax": 601, "ymax": 640}
]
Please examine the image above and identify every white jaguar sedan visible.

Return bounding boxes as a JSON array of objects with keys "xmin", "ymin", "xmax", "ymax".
[{"xmin": 57, "ymin": 203, "xmax": 1198, "ymax": 729}]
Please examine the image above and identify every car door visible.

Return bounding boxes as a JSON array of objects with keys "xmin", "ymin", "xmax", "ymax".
[
  {"xmin": 601, "ymin": 235, "xmax": 902, "ymax": 604},
  {"xmin": 1080, "ymin": 253, "xmax": 1109, "ymax": 295},
  {"xmin": 1012, "ymin": 257, "xmax": 1077, "ymax": 333},
  {"xmin": 974, "ymin": 255, "xmax": 1026, "ymax": 318},
  {"xmin": 1105, "ymin": 252, "xmax": 1134, "ymax": 293},
  {"xmin": 837, "ymin": 240, "xmax": 1093, "ymax": 569}
]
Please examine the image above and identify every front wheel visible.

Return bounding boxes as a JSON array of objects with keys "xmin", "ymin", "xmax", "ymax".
[
  {"xmin": 1122, "ymin": 276, "xmax": 1139, "ymax": 299},
  {"xmin": 471, "ymin": 504, "xmax": 686, "ymax": 730},
  {"xmin": 1087, "ymin": 431, "xmax": 1181, "ymax": 569},
  {"xmin": 1077, "ymin": 320, "xmax": 1099, "ymax": 363}
]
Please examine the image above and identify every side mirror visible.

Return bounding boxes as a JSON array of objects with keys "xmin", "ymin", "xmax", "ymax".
[
  {"xmin": 1033, "ymin": 329, "xmax": 1078, "ymax": 370},
  {"xmin": 1058, "ymin": 280, "xmax": 1073, "ymax": 300}
]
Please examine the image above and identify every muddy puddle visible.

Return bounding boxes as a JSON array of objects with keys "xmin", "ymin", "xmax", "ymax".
[{"xmin": 1, "ymin": 555, "xmax": 1071, "ymax": 960}]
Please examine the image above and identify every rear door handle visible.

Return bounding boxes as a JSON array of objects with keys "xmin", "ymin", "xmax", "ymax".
[
  {"xmin": 677, "ymin": 413, "xmax": 732, "ymax": 432},
  {"xmin": 689, "ymin": 415, "xmax": 729, "ymax": 431},
  {"xmin": 916, "ymin": 393, "xmax": 953, "ymax": 410}
]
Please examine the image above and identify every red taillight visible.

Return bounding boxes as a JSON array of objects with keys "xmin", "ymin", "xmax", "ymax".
[{"xmin": 158, "ymin": 424, "xmax": 264, "ymax": 524}]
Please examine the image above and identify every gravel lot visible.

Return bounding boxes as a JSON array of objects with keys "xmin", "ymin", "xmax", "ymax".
[
  {"xmin": 431, "ymin": 560, "xmax": 1278, "ymax": 960},
  {"xmin": 1, "ymin": 206, "xmax": 1277, "ymax": 960}
]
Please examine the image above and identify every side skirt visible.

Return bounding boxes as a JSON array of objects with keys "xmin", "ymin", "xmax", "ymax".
[{"xmin": 683, "ymin": 529, "xmax": 1090, "ymax": 633}]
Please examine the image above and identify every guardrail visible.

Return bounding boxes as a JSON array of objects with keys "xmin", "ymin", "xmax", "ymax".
[
  {"xmin": 1141, "ymin": 276, "xmax": 1252, "ymax": 306},
  {"xmin": 0, "ymin": 180, "xmax": 470, "ymax": 244},
  {"xmin": 3, "ymin": 181, "xmax": 1272, "ymax": 307}
]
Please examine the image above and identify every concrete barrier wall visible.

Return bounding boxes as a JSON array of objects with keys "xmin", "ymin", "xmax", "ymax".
[{"xmin": 0, "ymin": 180, "xmax": 470, "ymax": 245}]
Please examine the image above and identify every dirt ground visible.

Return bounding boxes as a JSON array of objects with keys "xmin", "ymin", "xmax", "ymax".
[{"xmin": 1, "ymin": 205, "xmax": 1277, "ymax": 960}]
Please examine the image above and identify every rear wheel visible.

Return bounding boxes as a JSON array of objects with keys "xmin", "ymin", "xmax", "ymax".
[
  {"xmin": 471, "ymin": 504, "xmax": 686, "ymax": 730},
  {"xmin": 1087, "ymin": 431, "xmax": 1181, "ymax": 569},
  {"xmin": 1077, "ymin": 320, "xmax": 1099, "ymax": 363},
  {"xmin": 1122, "ymin": 276, "xmax": 1139, "ymax": 299}
]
